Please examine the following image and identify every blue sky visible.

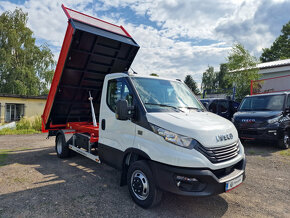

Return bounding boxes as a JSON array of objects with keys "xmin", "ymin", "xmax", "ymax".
[{"xmin": 0, "ymin": 0, "xmax": 289, "ymax": 88}]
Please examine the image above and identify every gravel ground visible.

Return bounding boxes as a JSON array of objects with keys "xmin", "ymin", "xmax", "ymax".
[{"xmin": 0, "ymin": 134, "xmax": 289, "ymax": 218}]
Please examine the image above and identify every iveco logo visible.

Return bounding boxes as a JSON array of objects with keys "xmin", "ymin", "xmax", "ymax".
[
  {"xmin": 216, "ymin": 133, "xmax": 233, "ymax": 142},
  {"xmin": 242, "ymin": 119, "xmax": 255, "ymax": 123}
]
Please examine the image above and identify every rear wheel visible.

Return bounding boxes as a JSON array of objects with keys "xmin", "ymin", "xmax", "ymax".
[
  {"xmin": 55, "ymin": 134, "xmax": 70, "ymax": 158},
  {"xmin": 127, "ymin": 160, "xmax": 162, "ymax": 208},
  {"xmin": 278, "ymin": 131, "xmax": 289, "ymax": 149}
]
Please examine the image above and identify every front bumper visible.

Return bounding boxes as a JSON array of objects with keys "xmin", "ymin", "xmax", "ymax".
[
  {"xmin": 149, "ymin": 157, "xmax": 246, "ymax": 196},
  {"xmin": 236, "ymin": 126, "xmax": 284, "ymax": 141}
]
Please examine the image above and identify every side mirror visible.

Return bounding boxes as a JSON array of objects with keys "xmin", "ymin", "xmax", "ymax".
[
  {"xmin": 116, "ymin": 99, "xmax": 134, "ymax": 120},
  {"xmin": 285, "ymin": 107, "xmax": 290, "ymax": 114}
]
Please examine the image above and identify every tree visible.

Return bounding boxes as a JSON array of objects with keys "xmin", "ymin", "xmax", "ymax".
[
  {"xmin": 150, "ymin": 73, "xmax": 159, "ymax": 77},
  {"xmin": 216, "ymin": 63, "xmax": 231, "ymax": 90},
  {"xmin": 0, "ymin": 8, "xmax": 55, "ymax": 95},
  {"xmin": 184, "ymin": 75, "xmax": 200, "ymax": 95},
  {"xmin": 260, "ymin": 21, "xmax": 290, "ymax": 62},
  {"xmin": 201, "ymin": 66, "xmax": 217, "ymax": 92},
  {"xmin": 226, "ymin": 43, "xmax": 259, "ymax": 101}
]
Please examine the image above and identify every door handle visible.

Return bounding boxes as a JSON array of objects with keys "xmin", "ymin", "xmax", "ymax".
[{"xmin": 101, "ymin": 119, "xmax": 106, "ymax": 130}]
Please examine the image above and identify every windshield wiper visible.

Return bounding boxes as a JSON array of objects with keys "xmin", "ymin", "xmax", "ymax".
[
  {"xmin": 179, "ymin": 106, "xmax": 204, "ymax": 112},
  {"xmin": 144, "ymin": 103, "xmax": 184, "ymax": 112}
]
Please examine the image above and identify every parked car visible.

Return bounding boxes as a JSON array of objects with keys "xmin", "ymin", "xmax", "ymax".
[
  {"xmin": 232, "ymin": 92, "xmax": 290, "ymax": 149},
  {"xmin": 200, "ymin": 98, "xmax": 240, "ymax": 120}
]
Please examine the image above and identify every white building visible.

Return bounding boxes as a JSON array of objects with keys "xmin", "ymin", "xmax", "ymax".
[{"xmin": 257, "ymin": 58, "xmax": 290, "ymax": 79}]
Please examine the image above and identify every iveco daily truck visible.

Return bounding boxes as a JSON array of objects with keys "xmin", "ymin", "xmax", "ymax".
[
  {"xmin": 42, "ymin": 5, "xmax": 246, "ymax": 208},
  {"xmin": 233, "ymin": 92, "xmax": 290, "ymax": 149}
]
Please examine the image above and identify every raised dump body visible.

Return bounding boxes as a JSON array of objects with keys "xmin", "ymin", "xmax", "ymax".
[{"xmin": 42, "ymin": 5, "xmax": 139, "ymax": 131}]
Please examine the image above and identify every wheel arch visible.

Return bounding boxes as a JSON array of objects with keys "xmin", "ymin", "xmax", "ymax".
[{"xmin": 120, "ymin": 148, "xmax": 151, "ymax": 186}]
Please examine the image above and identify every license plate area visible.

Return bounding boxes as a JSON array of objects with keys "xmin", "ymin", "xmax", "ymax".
[{"xmin": 225, "ymin": 174, "xmax": 243, "ymax": 191}]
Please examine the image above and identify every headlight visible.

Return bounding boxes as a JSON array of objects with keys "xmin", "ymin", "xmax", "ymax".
[
  {"xmin": 150, "ymin": 123, "xmax": 198, "ymax": 149},
  {"xmin": 267, "ymin": 116, "xmax": 281, "ymax": 124}
]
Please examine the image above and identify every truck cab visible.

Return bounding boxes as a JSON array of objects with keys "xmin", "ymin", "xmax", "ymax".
[
  {"xmin": 98, "ymin": 73, "xmax": 246, "ymax": 207},
  {"xmin": 42, "ymin": 5, "xmax": 246, "ymax": 208},
  {"xmin": 233, "ymin": 92, "xmax": 290, "ymax": 149}
]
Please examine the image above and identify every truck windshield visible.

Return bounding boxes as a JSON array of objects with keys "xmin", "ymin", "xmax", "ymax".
[
  {"xmin": 239, "ymin": 94, "xmax": 285, "ymax": 111},
  {"xmin": 131, "ymin": 77, "xmax": 204, "ymax": 112}
]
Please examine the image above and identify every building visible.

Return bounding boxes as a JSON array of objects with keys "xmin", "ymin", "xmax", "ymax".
[
  {"xmin": 251, "ymin": 59, "xmax": 290, "ymax": 94},
  {"xmin": 0, "ymin": 94, "xmax": 47, "ymax": 123},
  {"xmin": 257, "ymin": 58, "xmax": 290, "ymax": 79}
]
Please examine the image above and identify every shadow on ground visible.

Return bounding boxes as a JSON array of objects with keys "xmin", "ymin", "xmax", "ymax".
[
  {"xmin": 242, "ymin": 140, "xmax": 281, "ymax": 157},
  {"xmin": 0, "ymin": 146, "xmax": 229, "ymax": 217}
]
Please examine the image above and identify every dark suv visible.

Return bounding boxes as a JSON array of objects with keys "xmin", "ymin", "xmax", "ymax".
[
  {"xmin": 200, "ymin": 98, "xmax": 239, "ymax": 120},
  {"xmin": 233, "ymin": 92, "xmax": 290, "ymax": 149}
]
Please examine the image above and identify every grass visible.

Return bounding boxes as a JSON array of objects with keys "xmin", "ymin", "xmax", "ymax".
[
  {"xmin": 0, "ymin": 116, "xmax": 42, "ymax": 135},
  {"xmin": 0, "ymin": 148, "xmax": 32, "ymax": 166},
  {"xmin": 0, "ymin": 128, "xmax": 40, "ymax": 135},
  {"xmin": 279, "ymin": 149, "xmax": 290, "ymax": 157},
  {"xmin": 0, "ymin": 149, "xmax": 9, "ymax": 166}
]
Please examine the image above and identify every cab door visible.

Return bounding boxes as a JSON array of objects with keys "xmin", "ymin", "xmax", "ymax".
[
  {"xmin": 98, "ymin": 77, "xmax": 136, "ymax": 168},
  {"xmin": 218, "ymin": 100, "xmax": 230, "ymax": 119}
]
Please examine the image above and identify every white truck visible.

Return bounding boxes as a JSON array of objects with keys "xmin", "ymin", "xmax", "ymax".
[{"xmin": 42, "ymin": 5, "xmax": 246, "ymax": 208}]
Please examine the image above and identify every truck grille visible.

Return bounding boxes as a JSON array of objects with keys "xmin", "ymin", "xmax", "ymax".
[{"xmin": 195, "ymin": 142, "xmax": 240, "ymax": 163}]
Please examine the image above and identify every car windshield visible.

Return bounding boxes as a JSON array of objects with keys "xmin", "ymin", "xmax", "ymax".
[
  {"xmin": 131, "ymin": 77, "xmax": 204, "ymax": 112},
  {"xmin": 239, "ymin": 94, "xmax": 285, "ymax": 111}
]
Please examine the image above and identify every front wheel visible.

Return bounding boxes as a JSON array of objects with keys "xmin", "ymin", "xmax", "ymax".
[
  {"xmin": 278, "ymin": 131, "xmax": 289, "ymax": 149},
  {"xmin": 127, "ymin": 160, "xmax": 162, "ymax": 208}
]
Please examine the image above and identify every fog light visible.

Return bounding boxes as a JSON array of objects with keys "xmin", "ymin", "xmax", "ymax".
[
  {"xmin": 176, "ymin": 175, "xmax": 198, "ymax": 182},
  {"xmin": 175, "ymin": 175, "xmax": 205, "ymax": 192},
  {"xmin": 268, "ymin": 130, "xmax": 277, "ymax": 135}
]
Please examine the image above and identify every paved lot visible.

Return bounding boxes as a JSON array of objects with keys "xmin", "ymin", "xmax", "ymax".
[{"xmin": 0, "ymin": 134, "xmax": 289, "ymax": 218}]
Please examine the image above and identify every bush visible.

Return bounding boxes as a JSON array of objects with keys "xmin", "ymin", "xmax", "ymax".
[
  {"xmin": 16, "ymin": 118, "xmax": 31, "ymax": 130},
  {"xmin": 31, "ymin": 116, "xmax": 42, "ymax": 131}
]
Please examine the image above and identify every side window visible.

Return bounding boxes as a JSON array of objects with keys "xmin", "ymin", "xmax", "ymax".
[
  {"xmin": 219, "ymin": 100, "xmax": 229, "ymax": 113},
  {"xmin": 209, "ymin": 101, "xmax": 217, "ymax": 113},
  {"xmin": 287, "ymin": 95, "xmax": 290, "ymax": 108},
  {"xmin": 107, "ymin": 79, "xmax": 133, "ymax": 112}
]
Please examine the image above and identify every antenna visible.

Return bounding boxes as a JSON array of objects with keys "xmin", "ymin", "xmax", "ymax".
[
  {"xmin": 130, "ymin": 67, "xmax": 138, "ymax": 74},
  {"xmin": 88, "ymin": 91, "xmax": 97, "ymax": 127}
]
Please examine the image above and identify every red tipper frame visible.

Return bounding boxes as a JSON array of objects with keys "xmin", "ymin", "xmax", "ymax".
[
  {"xmin": 67, "ymin": 122, "xmax": 99, "ymax": 143},
  {"xmin": 61, "ymin": 4, "xmax": 131, "ymax": 38},
  {"xmin": 41, "ymin": 22, "xmax": 74, "ymax": 130},
  {"xmin": 42, "ymin": 5, "xmax": 137, "ymax": 141}
]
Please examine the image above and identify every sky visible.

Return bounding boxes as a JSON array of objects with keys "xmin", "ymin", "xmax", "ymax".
[{"xmin": 0, "ymin": 0, "xmax": 290, "ymax": 88}]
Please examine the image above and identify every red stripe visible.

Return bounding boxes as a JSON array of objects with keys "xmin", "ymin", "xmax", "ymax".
[{"xmin": 226, "ymin": 183, "xmax": 242, "ymax": 192}]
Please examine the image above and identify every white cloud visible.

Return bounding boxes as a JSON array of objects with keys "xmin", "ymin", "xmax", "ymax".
[{"xmin": 0, "ymin": 0, "xmax": 289, "ymax": 88}]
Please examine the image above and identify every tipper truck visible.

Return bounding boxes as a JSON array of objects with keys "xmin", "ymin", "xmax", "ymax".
[{"xmin": 42, "ymin": 5, "xmax": 246, "ymax": 208}]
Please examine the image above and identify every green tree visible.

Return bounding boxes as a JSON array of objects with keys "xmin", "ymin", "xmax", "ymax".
[
  {"xmin": 226, "ymin": 43, "xmax": 259, "ymax": 101},
  {"xmin": 184, "ymin": 75, "xmax": 200, "ymax": 95},
  {"xmin": 260, "ymin": 21, "xmax": 290, "ymax": 62},
  {"xmin": 0, "ymin": 8, "xmax": 55, "ymax": 95},
  {"xmin": 201, "ymin": 66, "xmax": 217, "ymax": 92},
  {"xmin": 216, "ymin": 63, "xmax": 231, "ymax": 90},
  {"xmin": 150, "ymin": 73, "xmax": 159, "ymax": 77}
]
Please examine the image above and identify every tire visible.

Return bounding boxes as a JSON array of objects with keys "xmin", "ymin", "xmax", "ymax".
[
  {"xmin": 278, "ymin": 131, "xmax": 289, "ymax": 149},
  {"xmin": 127, "ymin": 160, "xmax": 163, "ymax": 208},
  {"xmin": 55, "ymin": 133, "xmax": 70, "ymax": 158}
]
